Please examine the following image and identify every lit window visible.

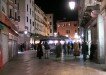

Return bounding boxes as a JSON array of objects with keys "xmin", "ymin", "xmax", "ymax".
[{"xmin": 66, "ymin": 30, "xmax": 70, "ymax": 34}]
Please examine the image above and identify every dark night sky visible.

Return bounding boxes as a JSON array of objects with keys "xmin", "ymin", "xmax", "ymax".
[{"xmin": 34, "ymin": 0, "xmax": 78, "ymax": 30}]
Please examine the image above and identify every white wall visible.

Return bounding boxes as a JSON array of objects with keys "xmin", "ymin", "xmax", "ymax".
[
  {"xmin": 25, "ymin": 0, "xmax": 34, "ymax": 33},
  {"xmin": 97, "ymin": 13, "xmax": 105, "ymax": 63},
  {"xmin": 46, "ymin": 14, "xmax": 54, "ymax": 36},
  {"xmin": 18, "ymin": 0, "xmax": 25, "ymax": 32},
  {"xmin": 1, "ymin": 0, "xmax": 7, "ymax": 15},
  {"xmin": 1, "ymin": 33, "xmax": 8, "ymax": 65}
]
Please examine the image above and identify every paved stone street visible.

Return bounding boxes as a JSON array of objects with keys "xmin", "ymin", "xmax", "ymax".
[{"xmin": 0, "ymin": 50, "xmax": 106, "ymax": 75}]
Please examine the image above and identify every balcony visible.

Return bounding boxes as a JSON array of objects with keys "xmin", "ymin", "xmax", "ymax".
[
  {"xmin": 14, "ymin": 18, "xmax": 19, "ymax": 22},
  {"xmin": 97, "ymin": 0, "xmax": 103, "ymax": 2},
  {"xmin": 80, "ymin": 3, "xmax": 100, "ymax": 27},
  {"xmin": 9, "ymin": 16, "xmax": 14, "ymax": 20}
]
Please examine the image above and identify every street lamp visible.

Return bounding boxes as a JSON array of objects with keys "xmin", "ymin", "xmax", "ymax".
[
  {"xmin": 69, "ymin": 1, "xmax": 75, "ymax": 10},
  {"xmin": 24, "ymin": 31, "xmax": 28, "ymax": 34}
]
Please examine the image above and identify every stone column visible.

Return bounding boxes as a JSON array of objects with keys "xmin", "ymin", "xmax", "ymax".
[{"xmin": 97, "ymin": 12, "xmax": 106, "ymax": 63}]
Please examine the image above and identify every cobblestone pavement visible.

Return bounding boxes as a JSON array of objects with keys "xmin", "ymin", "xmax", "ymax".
[{"xmin": 0, "ymin": 50, "xmax": 106, "ymax": 75}]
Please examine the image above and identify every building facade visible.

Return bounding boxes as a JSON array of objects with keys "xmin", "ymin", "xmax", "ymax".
[
  {"xmin": 97, "ymin": 0, "xmax": 106, "ymax": 65},
  {"xmin": 57, "ymin": 21, "xmax": 78, "ymax": 41},
  {"xmin": 78, "ymin": 0, "xmax": 106, "ymax": 64},
  {"xmin": 0, "ymin": 0, "xmax": 50, "ymax": 69},
  {"xmin": 34, "ymin": 4, "xmax": 50, "ymax": 40},
  {"xmin": 0, "ymin": 0, "xmax": 19, "ymax": 69},
  {"xmin": 18, "ymin": 0, "xmax": 34, "ymax": 50},
  {"xmin": 46, "ymin": 14, "xmax": 54, "ymax": 36}
]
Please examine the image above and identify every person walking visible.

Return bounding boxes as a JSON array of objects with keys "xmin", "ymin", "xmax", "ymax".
[
  {"xmin": 37, "ymin": 41, "xmax": 43, "ymax": 59},
  {"xmin": 63, "ymin": 42, "xmax": 67, "ymax": 55},
  {"xmin": 89, "ymin": 42, "xmax": 97, "ymax": 62},
  {"xmin": 44, "ymin": 41, "xmax": 50, "ymax": 59},
  {"xmin": 55, "ymin": 41, "xmax": 62, "ymax": 58},
  {"xmin": 70, "ymin": 42, "xmax": 74, "ymax": 55},
  {"xmin": 67, "ymin": 42, "xmax": 71, "ymax": 55},
  {"xmin": 73, "ymin": 42, "xmax": 80, "ymax": 57},
  {"xmin": 82, "ymin": 41, "xmax": 88, "ymax": 62}
]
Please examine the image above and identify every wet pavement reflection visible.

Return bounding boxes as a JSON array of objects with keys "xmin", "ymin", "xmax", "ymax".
[{"xmin": 0, "ymin": 50, "xmax": 106, "ymax": 75}]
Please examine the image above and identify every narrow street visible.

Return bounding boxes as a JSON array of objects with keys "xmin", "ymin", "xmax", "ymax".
[{"xmin": 0, "ymin": 50, "xmax": 105, "ymax": 75}]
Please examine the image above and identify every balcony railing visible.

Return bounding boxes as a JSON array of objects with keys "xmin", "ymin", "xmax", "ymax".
[{"xmin": 97, "ymin": 0, "xmax": 103, "ymax": 2}]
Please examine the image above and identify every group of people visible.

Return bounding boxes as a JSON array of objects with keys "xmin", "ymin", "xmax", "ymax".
[
  {"xmin": 63, "ymin": 42, "xmax": 80, "ymax": 56},
  {"xmin": 81, "ymin": 41, "xmax": 97, "ymax": 62},
  {"xmin": 34, "ymin": 41, "xmax": 63, "ymax": 59},
  {"xmin": 35, "ymin": 41, "xmax": 50, "ymax": 59},
  {"xmin": 31, "ymin": 40, "xmax": 97, "ymax": 63},
  {"xmin": 62, "ymin": 41, "xmax": 97, "ymax": 62}
]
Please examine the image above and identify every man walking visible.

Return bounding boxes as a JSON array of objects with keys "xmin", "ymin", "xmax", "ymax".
[{"xmin": 82, "ymin": 41, "xmax": 88, "ymax": 63}]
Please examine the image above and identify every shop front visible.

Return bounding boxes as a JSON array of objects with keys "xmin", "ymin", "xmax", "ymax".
[
  {"xmin": 0, "ymin": 23, "xmax": 4, "ymax": 69},
  {"xmin": 0, "ymin": 30, "xmax": 3, "ymax": 69}
]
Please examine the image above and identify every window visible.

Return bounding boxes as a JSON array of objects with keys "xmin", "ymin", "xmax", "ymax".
[
  {"xmin": 18, "ymin": 3, "xmax": 19, "ymax": 10},
  {"xmin": 66, "ymin": 30, "xmax": 70, "ymax": 34},
  {"xmin": 50, "ymin": 22, "xmax": 52, "ymax": 25},
  {"xmin": 27, "ymin": 17, "xmax": 28, "ymax": 22},
  {"xmin": 2, "ymin": 6, "xmax": 5, "ymax": 13},
  {"xmin": 27, "ymin": 4, "xmax": 28, "ymax": 12},
  {"xmin": 18, "ymin": 16, "xmax": 20, "ymax": 22},
  {"xmin": 30, "ymin": 8, "xmax": 31, "ymax": 15},
  {"xmin": 15, "ymin": 0, "xmax": 16, "ymax": 4},
  {"xmin": 32, "ymin": 1, "xmax": 34, "ymax": 6},
  {"xmin": 25, "ymin": 26, "xmax": 28, "ymax": 30},
  {"xmin": 89, "ymin": 0, "xmax": 92, "ymax": 4},
  {"xmin": 10, "ymin": 9, "xmax": 12, "ymax": 17},
  {"xmin": 50, "ymin": 29, "xmax": 52, "ymax": 33},
  {"xmin": 30, "ymin": 19, "xmax": 31, "ymax": 24},
  {"xmin": 33, "ymin": 22, "xmax": 34, "ymax": 26},
  {"xmin": 15, "ymin": 12, "xmax": 17, "ymax": 19},
  {"xmin": 74, "ymin": 24, "xmax": 77, "ymax": 26}
]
